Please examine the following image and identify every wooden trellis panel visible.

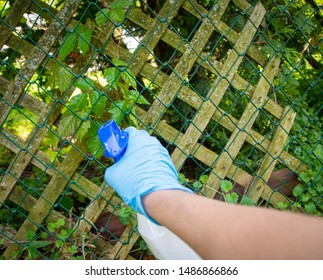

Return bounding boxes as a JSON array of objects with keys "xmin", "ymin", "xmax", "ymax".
[{"xmin": 0, "ymin": 0, "xmax": 307, "ymax": 260}]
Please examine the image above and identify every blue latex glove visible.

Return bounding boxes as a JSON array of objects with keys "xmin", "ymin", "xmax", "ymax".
[{"xmin": 104, "ymin": 127, "xmax": 193, "ymax": 224}]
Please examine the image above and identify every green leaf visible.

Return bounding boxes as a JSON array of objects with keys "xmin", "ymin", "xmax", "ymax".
[
  {"xmin": 240, "ymin": 196, "xmax": 255, "ymax": 206},
  {"xmin": 112, "ymin": 58, "xmax": 127, "ymax": 67},
  {"xmin": 57, "ymin": 229, "xmax": 69, "ymax": 240},
  {"xmin": 200, "ymin": 174, "xmax": 209, "ymax": 184},
  {"xmin": 75, "ymin": 77, "xmax": 94, "ymax": 91},
  {"xmin": 292, "ymin": 184, "xmax": 304, "ymax": 197},
  {"xmin": 299, "ymin": 171, "xmax": 311, "ymax": 183},
  {"xmin": 57, "ymin": 114, "xmax": 80, "ymax": 137},
  {"xmin": 68, "ymin": 245, "xmax": 78, "ymax": 254},
  {"xmin": 95, "ymin": 8, "xmax": 109, "ymax": 27},
  {"xmin": 40, "ymin": 232, "xmax": 48, "ymax": 239},
  {"xmin": 225, "ymin": 192, "xmax": 238, "ymax": 204},
  {"xmin": 55, "ymin": 239, "xmax": 63, "ymax": 248},
  {"xmin": 77, "ymin": 119, "xmax": 91, "ymax": 142},
  {"xmin": 104, "ymin": 67, "xmax": 120, "ymax": 89},
  {"xmin": 110, "ymin": 0, "xmax": 133, "ymax": 9},
  {"xmin": 57, "ymin": 67, "xmax": 74, "ymax": 93},
  {"xmin": 121, "ymin": 71, "xmax": 137, "ymax": 89},
  {"xmin": 139, "ymin": 240, "xmax": 148, "ymax": 251},
  {"xmin": 220, "ymin": 180, "xmax": 233, "ymax": 193},
  {"xmin": 126, "ymin": 90, "xmax": 150, "ymax": 105},
  {"xmin": 118, "ymin": 207, "xmax": 133, "ymax": 225},
  {"xmin": 47, "ymin": 219, "xmax": 65, "ymax": 233},
  {"xmin": 107, "ymin": 8, "xmax": 125, "ymax": 23},
  {"xmin": 29, "ymin": 241, "xmax": 53, "ymax": 250},
  {"xmin": 305, "ymin": 202, "xmax": 317, "ymax": 214},
  {"xmin": 68, "ymin": 93, "xmax": 88, "ymax": 112},
  {"xmin": 85, "ymin": 125, "xmax": 104, "ymax": 157},
  {"xmin": 89, "ymin": 91, "xmax": 107, "ymax": 116},
  {"xmin": 59, "ymin": 196, "xmax": 74, "ymax": 211},
  {"xmin": 178, "ymin": 172, "xmax": 188, "ymax": 183},
  {"xmin": 59, "ymin": 31, "xmax": 78, "ymax": 61},
  {"xmin": 301, "ymin": 193, "xmax": 311, "ymax": 203},
  {"xmin": 192, "ymin": 181, "xmax": 200, "ymax": 189},
  {"xmin": 277, "ymin": 201, "xmax": 288, "ymax": 210},
  {"xmin": 26, "ymin": 229, "xmax": 36, "ymax": 241},
  {"xmin": 77, "ymin": 27, "xmax": 88, "ymax": 54},
  {"xmin": 108, "ymin": 100, "xmax": 128, "ymax": 124}
]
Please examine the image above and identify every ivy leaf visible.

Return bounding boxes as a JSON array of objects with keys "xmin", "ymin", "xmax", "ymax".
[
  {"xmin": 126, "ymin": 90, "xmax": 150, "ymax": 105},
  {"xmin": 225, "ymin": 192, "xmax": 238, "ymax": 204},
  {"xmin": 68, "ymin": 93, "xmax": 88, "ymax": 112},
  {"xmin": 59, "ymin": 31, "xmax": 78, "ymax": 61},
  {"xmin": 121, "ymin": 70, "xmax": 137, "ymax": 89},
  {"xmin": 57, "ymin": 67, "xmax": 74, "ymax": 93},
  {"xmin": 104, "ymin": 67, "xmax": 120, "ymax": 89},
  {"xmin": 220, "ymin": 180, "xmax": 233, "ymax": 193}
]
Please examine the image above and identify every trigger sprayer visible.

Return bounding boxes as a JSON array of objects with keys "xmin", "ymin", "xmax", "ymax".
[{"xmin": 98, "ymin": 120, "xmax": 201, "ymax": 260}]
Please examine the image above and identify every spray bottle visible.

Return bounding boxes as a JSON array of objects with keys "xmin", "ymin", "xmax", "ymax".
[{"xmin": 98, "ymin": 120, "xmax": 201, "ymax": 260}]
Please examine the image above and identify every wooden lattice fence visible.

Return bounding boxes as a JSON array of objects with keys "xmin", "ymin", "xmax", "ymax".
[{"xmin": 0, "ymin": 0, "xmax": 310, "ymax": 259}]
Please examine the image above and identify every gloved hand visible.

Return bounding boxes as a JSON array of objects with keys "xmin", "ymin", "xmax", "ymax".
[{"xmin": 104, "ymin": 127, "xmax": 193, "ymax": 224}]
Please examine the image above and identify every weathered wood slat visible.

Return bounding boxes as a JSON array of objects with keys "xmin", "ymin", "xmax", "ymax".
[
  {"xmin": 171, "ymin": 3, "xmax": 266, "ymax": 172},
  {"xmin": 205, "ymin": 56, "xmax": 280, "ymax": 198},
  {"xmin": 0, "ymin": 0, "xmax": 32, "ymax": 47},
  {"xmin": 143, "ymin": 0, "xmax": 231, "ymax": 130},
  {"xmin": 129, "ymin": 0, "xmax": 185, "ymax": 77},
  {"xmin": 3, "ymin": 145, "xmax": 84, "ymax": 258},
  {"xmin": 248, "ymin": 107, "xmax": 296, "ymax": 202}
]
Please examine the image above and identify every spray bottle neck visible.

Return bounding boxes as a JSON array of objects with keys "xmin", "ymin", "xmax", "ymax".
[{"xmin": 98, "ymin": 120, "xmax": 128, "ymax": 162}]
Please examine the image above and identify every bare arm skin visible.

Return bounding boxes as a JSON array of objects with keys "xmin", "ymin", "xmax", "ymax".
[{"xmin": 143, "ymin": 190, "xmax": 323, "ymax": 260}]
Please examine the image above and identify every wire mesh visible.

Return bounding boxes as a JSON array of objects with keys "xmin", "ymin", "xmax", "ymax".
[{"xmin": 0, "ymin": 0, "xmax": 322, "ymax": 259}]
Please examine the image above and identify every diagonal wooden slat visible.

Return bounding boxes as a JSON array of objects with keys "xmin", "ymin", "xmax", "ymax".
[
  {"xmin": 171, "ymin": 2, "xmax": 266, "ymax": 171},
  {"xmin": 129, "ymin": 0, "xmax": 185, "ymax": 77},
  {"xmin": 0, "ymin": 0, "xmax": 32, "ymax": 47},
  {"xmin": 3, "ymin": 145, "xmax": 84, "ymax": 259},
  {"xmin": 204, "ymin": 56, "xmax": 280, "ymax": 198},
  {"xmin": 143, "ymin": 0, "xmax": 231, "ymax": 129},
  {"xmin": 248, "ymin": 107, "xmax": 296, "ymax": 203}
]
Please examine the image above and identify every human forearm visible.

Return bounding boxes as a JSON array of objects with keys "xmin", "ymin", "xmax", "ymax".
[{"xmin": 143, "ymin": 190, "xmax": 323, "ymax": 259}]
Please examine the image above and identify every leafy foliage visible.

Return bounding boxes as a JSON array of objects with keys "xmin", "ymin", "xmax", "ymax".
[
  {"xmin": 1, "ymin": 0, "xmax": 322, "ymax": 261},
  {"xmin": 118, "ymin": 206, "xmax": 136, "ymax": 226},
  {"xmin": 95, "ymin": 0, "xmax": 133, "ymax": 26}
]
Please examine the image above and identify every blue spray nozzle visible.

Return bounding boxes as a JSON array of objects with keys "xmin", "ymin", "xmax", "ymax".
[{"xmin": 98, "ymin": 120, "xmax": 128, "ymax": 162}]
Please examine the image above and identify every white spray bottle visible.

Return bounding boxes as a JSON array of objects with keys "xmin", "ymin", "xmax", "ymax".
[{"xmin": 98, "ymin": 120, "xmax": 201, "ymax": 260}]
